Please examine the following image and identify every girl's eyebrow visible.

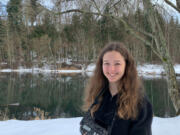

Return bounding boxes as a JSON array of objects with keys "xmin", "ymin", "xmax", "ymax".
[
  {"xmin": 114, "ymin": 60, "xmax": 121, "ymax": 62},
  {"xmin": 103, "ymin": 60, "xmax": 109, "ymax": 62},
  {"xmin": 103, "ymin": 60, "xmax": 111, "ymax": 62},
  {"xmin": 103, "ymin": 60, "xmax": 121, "ymax": 62}
]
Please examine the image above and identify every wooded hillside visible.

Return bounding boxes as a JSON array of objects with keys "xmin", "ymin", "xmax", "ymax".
[{"xmin": 0, "ymin": 0, "xmax": 180, "ymax": 68}]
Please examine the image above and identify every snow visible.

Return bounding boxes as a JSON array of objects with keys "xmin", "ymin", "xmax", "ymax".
[
  {"xmin": 138, "ymin": 64, "xmax": 180, "ymax": 75},
  {"xmin": 0, "ymin": 64, "xmax": 180, "ymax": 78},
  {"xmin": 0, "ymin": 116, "xmax": 180, "ymax": 135},
  {"xmin": 0, "ymin": 68, "xmax": 83, "ymax": 74},
  {"xmin": 0, "ymin": 118, "xmax": 81, "ymax": 135},
  {"xmin": 152, "ymin": 116, "xmax": 180, "ymax": 135},
  {"xmin": 85, "ymin": 63, "xmax": 96, "ymax": 72}
]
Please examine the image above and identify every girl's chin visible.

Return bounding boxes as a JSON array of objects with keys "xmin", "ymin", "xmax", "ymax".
[{"xmin": 108, "ymin": 79, "xmax": 118, "ymax": 83}]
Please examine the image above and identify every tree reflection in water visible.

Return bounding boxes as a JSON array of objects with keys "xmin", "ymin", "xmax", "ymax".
[{"xmin": 0, "ymin": 73, "xmax": 179, "ymax": 120}]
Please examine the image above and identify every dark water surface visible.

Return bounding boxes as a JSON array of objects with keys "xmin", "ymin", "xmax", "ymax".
[{"xmin": 0, "ymin": 72, "xmax": 179, "ymax": 120}]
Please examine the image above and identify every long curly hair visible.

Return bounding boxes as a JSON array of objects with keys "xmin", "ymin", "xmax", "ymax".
[{"xmin": 83, "ymin": 42, "xmax": 144, "ymax": 120}]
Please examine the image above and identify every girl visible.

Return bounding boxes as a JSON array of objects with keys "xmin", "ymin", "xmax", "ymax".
[{"xmin": 82, "ymin": 42, "xmax": 153, "ymax": 135}]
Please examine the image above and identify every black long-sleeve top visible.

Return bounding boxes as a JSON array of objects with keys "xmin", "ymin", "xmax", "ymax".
[{"xmin": 94, "ymin": 89, "xmax": 153, "ymax": 135}]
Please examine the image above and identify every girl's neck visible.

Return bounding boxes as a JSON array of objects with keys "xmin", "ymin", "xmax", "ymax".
[{"xmin": 109, "ymin": 82, "xmax": 118, "ymax": 97}]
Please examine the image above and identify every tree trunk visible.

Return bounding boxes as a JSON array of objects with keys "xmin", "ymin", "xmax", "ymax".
[{"xmin": 143, "ymin": 0, "xmax": 180, "ymax": 114}]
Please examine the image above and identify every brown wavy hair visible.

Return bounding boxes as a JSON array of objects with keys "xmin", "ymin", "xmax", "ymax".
[{"xmin": 83, "ymin": 42, "xmax": 144, "ymax": 120}]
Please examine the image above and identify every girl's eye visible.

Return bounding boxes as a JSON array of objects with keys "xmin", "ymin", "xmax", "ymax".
[
  {"xmin": 115, "ymin": 63, "xmax": 120, "ymax": 65},
  {"xmin": 103, "ymin": 63, "xmax": 109, "ymax": 65}
]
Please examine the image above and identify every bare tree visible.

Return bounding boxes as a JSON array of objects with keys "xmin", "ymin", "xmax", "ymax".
[
  {"xmin": 142, "ymin": 0, "xmax": 180, "ymax": 114},
  {"xmin": 54, "ymin": 0, "xmax": 180, "ymax": 114}
]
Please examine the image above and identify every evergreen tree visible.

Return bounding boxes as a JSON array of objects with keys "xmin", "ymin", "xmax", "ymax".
[{"xmin": 7, "ymin": 0, "xmax": 23, "ymax": 33}]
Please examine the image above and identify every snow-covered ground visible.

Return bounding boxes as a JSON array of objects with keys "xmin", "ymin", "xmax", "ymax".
[
  {"xmin": 0, "ymin": 64, "xmax": 180, "ymax": 75},
  {"xmin": 0, "ymin": 68, "xmax": 83, "ymax": 73},
  {"xmin": 0, "ymin": 116, "xmax": 180, "ymax": 135}
]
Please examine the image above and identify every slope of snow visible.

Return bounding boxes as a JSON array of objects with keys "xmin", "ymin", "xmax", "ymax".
[{"xmin": 0, "ymin": 116, "xmax": 180, "ymax": 135}]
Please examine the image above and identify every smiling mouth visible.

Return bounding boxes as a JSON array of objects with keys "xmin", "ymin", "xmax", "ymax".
[{"xmin": 108, "ymin": 73, "xmax": 117, "ymax": 77}]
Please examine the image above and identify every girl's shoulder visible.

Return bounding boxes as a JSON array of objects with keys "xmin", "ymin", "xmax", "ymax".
[
  {"xmin": 141, "ymin": 96, "xmax": 152, "ymax": 112},
  {"xmin": 134, "ymin": 96, "xmax": 153, "ymax": 124}
]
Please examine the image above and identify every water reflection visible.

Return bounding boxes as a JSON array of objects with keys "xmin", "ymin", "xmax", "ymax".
[
  {"xmin": 143, "ymin": 77, "xmax": 177, "ymax": 117},
  {"xmin": 0, "ymin": 73, "xmax": 179, "ymax": 120},
  {"xmin": 0, "ymin": 73, "xmax": 86, "ymax": 120}
]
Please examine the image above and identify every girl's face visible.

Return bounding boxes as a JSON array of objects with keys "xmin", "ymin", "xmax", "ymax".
[{"xmin": 102, "ymin": 51, "xmax": 126, "ymax": 83}]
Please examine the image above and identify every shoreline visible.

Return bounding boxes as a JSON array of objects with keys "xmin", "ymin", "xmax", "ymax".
[{"xmin": 0, "ymin": 64, "xmax": 180, "ymax": 76}]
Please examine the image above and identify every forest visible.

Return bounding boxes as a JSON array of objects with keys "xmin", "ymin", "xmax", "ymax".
[
  {"xmin": 0, "ymin": 0, "xmax": 180, "ymax": 117},
  {"xmin": 0, "ymin": 0, "xmax": 180, "ymax": 69}
]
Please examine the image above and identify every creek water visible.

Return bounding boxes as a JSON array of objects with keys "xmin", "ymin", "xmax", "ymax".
[{"xmin": 0, "ymin": 72, "xmax": 179, "ymax": 120}]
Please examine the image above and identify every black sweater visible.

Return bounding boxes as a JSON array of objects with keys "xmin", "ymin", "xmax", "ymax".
[{"xmin": 94, "ymin": 89, "xmax": 153, "ymax": 135}]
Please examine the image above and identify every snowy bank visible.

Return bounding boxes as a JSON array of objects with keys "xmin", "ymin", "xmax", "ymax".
[
  {"xmin": 137, "ymin": 64, "xmax": 180, "ymax": 75},
  {"xmin": 0, "ymin": 116, "xmax": 180, "ymax": 135},
  {"xmin": 0, "ymin": 64, "xmax": 180, "ymax": 75},
  {"xmin": 0, "ymin": 68, "xmax": 83, "ymax": 74},
  {"xmin": 86, "ymin": 64, "xmax": 180, "ymax": 74},
  {"xmin": 86, "ymin": 64, "xmax": 180, "ymax": 79}
]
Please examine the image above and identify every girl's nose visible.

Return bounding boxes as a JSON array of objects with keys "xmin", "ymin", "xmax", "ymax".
[{"xmin": 110, "ymin": 65, "xmax": 115, "ymax": 72}]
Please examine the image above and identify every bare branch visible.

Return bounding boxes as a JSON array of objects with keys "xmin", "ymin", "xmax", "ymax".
[
  {"xmin": 55, "ymin": 8, "xmax": 161, "ymax": 59},
  {"xmin": 127, "ymin": 22, "xmax": 155, "ymax": 39},
  {"xmin": 56, "ymin": 9, "xmax": 100, "ymax": 16},
  {"xmin": 91, "ymin": 0, "xmax": 101, "ymax": 14},
  {"xmin": 129, "ymin": 30, "xmax": 162, "ymax": 60},
  {"xmin": 109, "ymin": 0, "xmax": 122, "ymax": 13},
  {"xmin": 164, "ymin": 0, "xmax": 180, "ymax": 13},
  {"xmin": 110, "ymin": 0, "xmax": 122, "ymax": 9}
]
